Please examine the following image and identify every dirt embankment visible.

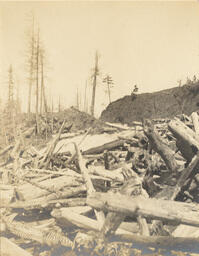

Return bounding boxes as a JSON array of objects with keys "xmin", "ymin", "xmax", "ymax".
[{"xmin": 100, "ymin": 83, "xmax": 199, "ymax": 124}]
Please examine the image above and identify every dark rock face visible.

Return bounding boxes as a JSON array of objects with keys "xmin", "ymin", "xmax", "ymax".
[{"xmin": 100, "ymin": 83, "xmax": 199, "ymax": 124}]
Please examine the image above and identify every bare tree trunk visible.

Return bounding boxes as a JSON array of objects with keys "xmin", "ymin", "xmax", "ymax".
[
  {"xmin": 90, "ymin": 51, "xmax": 98, "ymax": 117},
  {"xmin": 84, "ymin": 80, "xmax": 87, "ymax": 112},
  {"xmin": 76, "ymin": 88, "xmax": 79, "ymax": 110},
  {"xmin": 41, "ymin": 55, "xmax": 48, "ymax": 113},
  {"xmin": 35, "ymin": 28, "xmax": 40, "ymax": 134},
  {"xmin": 28, "ymin": 16, "xmax": 35, "ymax": 115},
  {"xmin": 107, "ymin": 81, "xmax": 111, "ymax": 103}
]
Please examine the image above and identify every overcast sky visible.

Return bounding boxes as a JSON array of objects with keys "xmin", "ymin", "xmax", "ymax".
[{"xmin": 1, "ymin": 1, "xmax": 199, "ymax": 116}]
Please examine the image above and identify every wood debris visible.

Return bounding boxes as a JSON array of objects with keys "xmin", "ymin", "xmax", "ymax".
[{"xmin": 1, "ymin": 110, "xmax": 199, "ymax": 255}]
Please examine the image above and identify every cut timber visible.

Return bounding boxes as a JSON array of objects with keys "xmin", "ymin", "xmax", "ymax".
[
  {"xmin": 168, "ymin": 119, "xmax": 199, "ymax": 161},
  {"xmin": 87, "ymin": 192, "xmax": 199, "ymax": 227},
  {"xmin": 0, "ymin": 236, "xmax": 32, "ymax": 256},
  {"xmin": 172, "ymin": 225, "xmax": 199, "ymax": 238},
  {"xmin": 51, "ymin": 208, "xmax": 134, "ymax": 236},
  {"xmin": 191, "ymin": 112, "xmax": 199, "ymax": 135},
  {"xmin": 82, "ymin": 139, "xmax": 125, "ymax": 155},
  {"xmin": 143, "ymin": 119, "xmax": 178, "ymax": 172}
]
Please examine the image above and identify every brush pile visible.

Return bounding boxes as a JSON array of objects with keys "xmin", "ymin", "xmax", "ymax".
[{"xmin": 1, "ymin": 110, "xmax": 199, "ymax": 256}]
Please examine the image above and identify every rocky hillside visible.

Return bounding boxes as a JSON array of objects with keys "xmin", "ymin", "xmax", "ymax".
[{"xmin": 100, "ymin": 82, "xmax": 199, "ymax": 124}]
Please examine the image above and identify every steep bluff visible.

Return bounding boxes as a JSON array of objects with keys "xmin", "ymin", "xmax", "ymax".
[{"xmin": 100, "ymin": 83, "xmax": 199, "ymax": 124}]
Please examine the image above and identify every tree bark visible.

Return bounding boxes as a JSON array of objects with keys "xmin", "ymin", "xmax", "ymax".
[
  {"xmin": 168, "ymin": 119, "xmax": 199, "ymax": 161},
  {"xmin": 143, "ymin": 119, "xmax": 178, "ymax": 172},
  {"xmin": 87, "ymin": 192, "xmax": 199, "ymax": 227}
]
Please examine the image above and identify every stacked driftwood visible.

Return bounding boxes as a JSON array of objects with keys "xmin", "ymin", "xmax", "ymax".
[{"xmin": 1, "ymin": 112, "xmax": 199, "ymax": 256}]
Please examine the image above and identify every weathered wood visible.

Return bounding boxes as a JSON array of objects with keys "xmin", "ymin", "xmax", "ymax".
[
  {"xmin": 88, "ymin": 165, "xmax": 127, "ymax": 182},
  {"xmin": 66, "ymin": 127, "xmax": 92, "ymax": 164},
  {"xmin": 169, "ymin": 119, "xmax": 199, "ymax": 161},
  {"xmin": 170, "ymin": 152, "xmax": 199, "ymax": 200},
  {"xmin": 17, "ymin": 175, "xmax": 82, "ymax": 200},
  {"xmin": 191, "ymin": 112, "xmax": 199, "ymax": 135},
  {"xmin": 87, "ymin": 192, "xmax": 199, "ymax": 227},
  {"xmin": 82, "ymin": 139, "xmax": 125, "ymax": 155},
  {"xmin": 0, "ymin": 145, "xmax": 14, "ymax": 157},
  {"xmin": 51, "ymin": 208, "xmax": 134, "ymax": 236},
  {"xmin": 73, "ymin": 142, "xmax": 105, "ymax": 228},
  {"xmin": 2, "ymin": 216, "xmax": 73, "ymax": 247},
  {"xmin": 39, "ymin": 120, "xmax": 66, "ymax": 168},
  {"xmin": 99, "ymin": 173, "xmax": 149, "ymax": 238},
  {"xmin": 0, "ymin": 236, "xmax": 32, "ymax": 256},
  {"xmin": 172, "ymin": 225, "xmax": 199, "ymax": 238},
  {"xmin": 111, "ymin": 233, "xmax": 199, "ymax": 249},
  {"xmin": 143, "ymin": 119, "xmax": 178, "ymax": 172},
  {"xmin": 1, "ymin": 195, "xmax": 86, "ymax": 209}
]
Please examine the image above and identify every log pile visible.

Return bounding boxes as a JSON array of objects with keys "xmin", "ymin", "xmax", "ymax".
[{"xmin": 1, "ymin": 111, "xmax": 199, "ymax": 255}]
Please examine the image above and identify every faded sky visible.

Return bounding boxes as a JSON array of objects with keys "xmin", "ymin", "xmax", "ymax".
[{"xmin": 1, "ymin": 1, "xmax": 199, "ymax": 116}]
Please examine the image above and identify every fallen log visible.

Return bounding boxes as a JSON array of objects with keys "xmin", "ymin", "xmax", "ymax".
[
  {"xmin": 0, "ymin": 236, "xmax": 32, "ymax": 256},
  {"xmin": 87, "ymin": 192, "xmax": 199, "ymax": 227},
  {"xmin": 51, "ymin": 208, "xmax": 134, "ymax": 236},
  {"xmin": 170, "ymin": 151, "xmax": 199, "ymax": 200},
  {"xmin": 99, "ymin": 173, "xmax": 149, "ymax": 239},
  {"xmin": 143, "ymin": 119, "xmax": 178, "ymax": 173},
  {"xmin": 172, "ymin": 224, "xmax": 199, "ymax": 238},
  {"xmin": 191, "ymin": 112, "xmax": 199, "ymax": 135},
  {"xmin": 110, "ymin": 233, "xmax": 199, "ymax": 249},
  {"xmin": 17, "ymin": 175, "xmax": 82, "ymax": 200},
  {"xmin": 82, "ymin": 139, "xmax": 125, "ymax": 155},
  {"xmin": 168, "ymin": 119, "xmax": 199, "ymax": 161},
  {"xmin": 0, "ymin": 145, "xmax": 14, "ymax": 157},
  {"xmin": 1, "ymin": 197, "xmax": 86, "ymax": 209}
]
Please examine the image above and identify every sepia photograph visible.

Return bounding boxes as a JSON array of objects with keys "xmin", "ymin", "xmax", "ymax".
[{"xmin": 1, "ymin": 1, "xmax": 199, "ymax": 255}]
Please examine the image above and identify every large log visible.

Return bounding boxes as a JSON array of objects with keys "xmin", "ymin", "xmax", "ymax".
[
  {"xmin": 82, "ymin": 139, "xmax": 125, "ymax": 155},
  {"xmin": 51, "ymin": 208, "xmax": 135, "ymax": 236},
  {"xmin": 99, "ymin": 173, "xmax": 149, "ymax": 238},
  {"xmin": 0, "ymin": 236, "xmax": 32, "ymax": 256},
  {"xmin": 111, "ymin": 233, "xmax": 199, "ymax": 249},
  {"xmin": 170, "ymin": 152, "xmax": 199, "ymax": 200},
  {"xmin": 87, "ymin": 192, "xmax": 199, "ymax": 227},
  {"xmin": 17, "ymin": 175, "xmax": 82, "ymax": 200},
  {"xmin": 191, "ymin": 112, "xmax": 199, "ymax": 135},
  {"xmin": 143, "ymin": 119, "xmax": 178, "ymax": 172},
  {"xmin": 168, "ymin": 119, "xmax": 199, "ymax": 161},
  {"xmin": 1, "ymin": 197, "xmax": 87, "ymax": 209}
]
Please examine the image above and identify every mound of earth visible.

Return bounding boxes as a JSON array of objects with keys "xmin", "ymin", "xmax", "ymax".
[
  {"xmin": 52, "ymin": 107, "xmax": 106, "ymax": 133},
  {"xmin": 100, "ymin": 82, "xmax": 199, "ymax": 124}
]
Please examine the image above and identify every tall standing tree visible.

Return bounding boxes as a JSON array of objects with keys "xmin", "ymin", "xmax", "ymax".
[
  {"xmin": 40, "ymin": 47, "xmax": 48, "ymax": 114},
  {"xmin": 35, "ymin": 27, "xmax": 40, "ymax": 133},
  {"xmin": 90, "ymin": 51, "xmax": 99, "ymax": 117},
  {"xmin": 8, "ymin": 65, "xmax": 14, "ymax": 107},
  {"xmin": 103, "ymin": 74, "xmax": 114, "ymax": 104},
  {"xmin": 27, "ymin": 14, "xmax": 35, "ymax": 115}
]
